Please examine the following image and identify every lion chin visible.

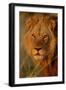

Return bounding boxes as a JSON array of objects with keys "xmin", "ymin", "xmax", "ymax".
[{"xmin": 33, "ymin": 55, "xmax": 44, "ymax": 61}]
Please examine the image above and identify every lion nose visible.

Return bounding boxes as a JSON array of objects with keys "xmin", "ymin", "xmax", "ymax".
[{"xmin": 35, "ymin": 48, "xmax": 41, "ymax": 51}]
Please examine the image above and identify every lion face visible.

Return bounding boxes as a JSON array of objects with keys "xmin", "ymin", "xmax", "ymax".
[{"xmin": 23, "ymin": 14, "xmax": 57, "ymax": 64}]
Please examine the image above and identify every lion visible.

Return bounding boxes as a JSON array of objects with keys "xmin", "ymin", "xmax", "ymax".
[{"xmin": 20, "ymin": 13, "xmax": 58, "ymax": 77}]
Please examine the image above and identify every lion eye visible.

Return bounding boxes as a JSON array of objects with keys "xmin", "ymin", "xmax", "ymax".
[
  {"xmin": 32, "ymin": 34, "xmax": 36, "ymax": 39},
  {"xmin": 43, "ymin": 35, "xmax": 49, "ymax": 43}
]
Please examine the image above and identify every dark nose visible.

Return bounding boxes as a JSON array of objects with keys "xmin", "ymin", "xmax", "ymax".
[{"xmin": 35, "ymin": 48, "xmax": 41, "ymax": 51}]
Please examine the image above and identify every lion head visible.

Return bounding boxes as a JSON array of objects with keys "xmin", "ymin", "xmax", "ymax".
[{"xmin": 22, "ymin": 13, "xmax": 57, "ymax": 66}]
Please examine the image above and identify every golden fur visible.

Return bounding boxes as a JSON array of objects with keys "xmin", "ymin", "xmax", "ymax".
[{"xmin": 22, "ymin": 13, "xmax": 57, "ymax": 76}]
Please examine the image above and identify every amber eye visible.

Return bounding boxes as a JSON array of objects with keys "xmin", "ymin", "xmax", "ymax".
[
  {"xmin": 43, "ymin": 35, "xmax": 49, "ymax": 43},
  {"xmin": 32, "ymin": 34, "xmax": 36, "ymax": 39}
]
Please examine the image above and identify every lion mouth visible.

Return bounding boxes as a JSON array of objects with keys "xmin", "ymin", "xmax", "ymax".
[
  {"xmin": 33, "ymin": 52, "xmax": 48, "ymax": 61},
  {"xmin": 34, "ymin": 55, "xmax": 44, "ymax": 60},
  {"xmin": 35, "ymin": 52, "xmax": 40, "ymax": 55},
  {"xmin": 33, "ymin": 53, "xmax": 44, "ymax": 60}
]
